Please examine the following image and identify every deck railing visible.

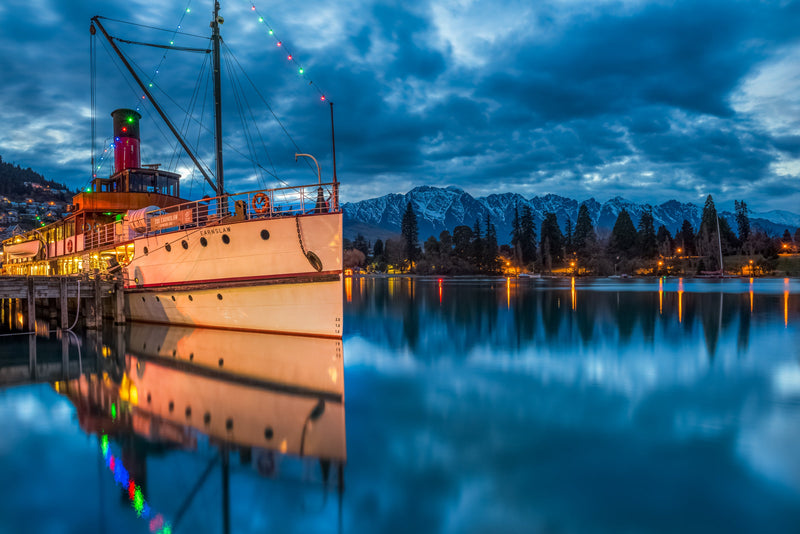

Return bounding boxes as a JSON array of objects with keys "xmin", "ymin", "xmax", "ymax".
[{"xmin": 83, "ymin": 182, "xmax": 339, "ymax": 250}]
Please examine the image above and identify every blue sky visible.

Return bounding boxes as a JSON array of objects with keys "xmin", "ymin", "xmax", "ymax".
[{"xmin": 0, "ymin": 0, "xmax": 798, "ymax": 211}]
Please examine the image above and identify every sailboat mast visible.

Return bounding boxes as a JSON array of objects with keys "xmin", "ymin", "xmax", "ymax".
[{"xmin": 212, "ymin": 1, "xmax": 224, "ymax": 197}]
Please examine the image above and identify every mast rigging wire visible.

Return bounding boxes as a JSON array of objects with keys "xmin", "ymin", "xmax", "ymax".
[{"xmin": 113, "ymin": 37, "xmax": 210, "ymax": 53}]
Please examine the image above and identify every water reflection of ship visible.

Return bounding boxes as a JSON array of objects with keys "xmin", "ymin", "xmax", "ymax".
[{"xmin": 56, "ymin": 325, "xmax": 345, "ymax": 532}]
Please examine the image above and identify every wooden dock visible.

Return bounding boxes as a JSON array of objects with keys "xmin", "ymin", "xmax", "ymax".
[{"xmin": 0, "ymin": 275, "xmax": 125, "ymax": 330}]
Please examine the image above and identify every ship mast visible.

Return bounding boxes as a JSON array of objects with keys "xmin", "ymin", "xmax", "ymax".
[{"xmin": 211, "ymin": 1, "xmax": 224, "ymax": 197}]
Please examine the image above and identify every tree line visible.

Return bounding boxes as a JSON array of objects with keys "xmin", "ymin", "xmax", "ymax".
[{"xmin": 343, "ymin": 195, "xmax": 800, "ymax": 276}]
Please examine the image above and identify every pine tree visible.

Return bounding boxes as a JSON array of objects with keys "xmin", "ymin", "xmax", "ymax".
[
  {"xmin": 656, "ymin": 225, "xmax": 673, "ymax": 257},
  {"xmin": 636, "ymin": 207, "xmax": 657, "ymax": 258},
  {"xmin": 608, "ymin": 209, "xmax": 637, "ymax": 257},
  {"xmin": 470, "ymin": 218, "xmax": 484, "ymax": 268},
  {"xmin": 735, "ymin": 200, "xmax": 750, "ymax": 242},
  {"xmin": 400, "ymin": 202, "xmax": 419, "ymax": 268},
  {"xmin": 484, "ymin": 213, "xmax": 499, "ymax": 272},
  {"xmin": 573, "ymin": 204, "xmax": 596, "ymax": 259},
  {"xmin": 699, "ymin": 195, "xmax": 721, "ymax": 269},
  {"xmin": 511, "ymin": 204, "xmax": 521, "ymax": 251},
  {"xmin": 676, "ymin": 220, "xmax": 696, "ymax": 256},
  {"xmin": 565, "ymin": 218, "xmax": 573, "ymax": 255},
  {"xmin": 520, "ymin": 205, "xmax": 537, "ymax": 264},
  {"xmin": 539, "ymin": 212, "xmax": 564, "ymax": 267}
]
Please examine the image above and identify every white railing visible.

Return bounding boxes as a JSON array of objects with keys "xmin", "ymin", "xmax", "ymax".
[{"xmin": 83, "ymin": 182, "xmax": 339, "ymax": 250}]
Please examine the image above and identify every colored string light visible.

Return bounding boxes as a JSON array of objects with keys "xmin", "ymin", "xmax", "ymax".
[
  {"xmin": 101, "ymin": 435, "xmax": 172, "ymax": 534},
  {"xmin": 244, "ymin": 1, "xmax": 330, "ymax": 103}
]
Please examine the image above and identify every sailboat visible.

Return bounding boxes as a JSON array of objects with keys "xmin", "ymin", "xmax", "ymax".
[{"xmin": 1, "ymin": 3, "xmax": 343, "ymax": 337}]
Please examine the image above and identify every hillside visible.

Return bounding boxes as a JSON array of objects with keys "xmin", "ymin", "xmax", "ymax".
[{"xmin": 0, "ymin": 155, "xmax": 72, "ymax": 202}]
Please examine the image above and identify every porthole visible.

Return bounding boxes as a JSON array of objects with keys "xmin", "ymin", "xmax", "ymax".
[
  {"xmin": 165, "ymin": 243, "xmax": 171, "ymax": 252},
  {"xmin": 200, "ymin": 237, "xmax": 208, "ymax": 247},
  {"xmin": 141, "ymin": 296, "xmax": 146, "ymax": 302},
  {"xmin": 143, "ymin": 246, "xmax": 149, "ymax": 255},
  {"xmin": 155, "ymin": 296, "xmax": 160, "ymax": 302},
  {"xmin": 217, "ymin": 293, "xmax": 223, "ymax": 300},
  {"xmin": 260, "ymin": 229, "xmax": 270, "ymax": 240},
  {"xmin": 222, "ymin": 234, "xmax": 230, "ymax": 244},
  {"xmin": 204, "ymin": 412, "xmax": 211, "ymax": 424},
  {"xmin": 168, "ymin": 401, "xmax": 174, "ymax": 412},
  {"xmin": 172, "ymin": 349, "xmax": 176, "ymax": 357},
  {"xmin": 147, "ymin": 393, "xmax": 151, "ymax": 403},
  {"xmin": 185, "ymin": 406, "xmax": 192, "ymax": 418},
  {"xmin": 226, "ymin": 418, "xmax": 233, "ymax": 430},
  {"xmin": 188, "ymin": 295, "xmax": 193, "ymax": 301},
  {"xmin": 171, "ymin": 295, "xmax": 176, "ymax": 301},
  {"xmin": 189, "ymin": 353, "xmax": 194, "ymax": 361},
  {"xmin": 218, "ymin": 358, "xmax": 224, "ymax": 367},
  {"xmin": 264, "ymin": 427, "xmax": 274, "ymax": 440},
  {"xmin": 181, "ymin": 240, "xmax": 188, "ymax": 249}
]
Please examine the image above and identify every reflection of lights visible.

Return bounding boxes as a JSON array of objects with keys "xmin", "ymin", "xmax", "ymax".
[
  {"xmin": 678, "ymin": 278, "xmax": 684, "ymax": 323},
  {"xmin": 439, "ymin": 278, "xmax": 443, "ymax": 305},
  {"xmin": 101, "ymin": 434, "xmax": 171, "ymax": 533},
  {"xmin": 571, "ymin": 277, "xmax": 576, "ymax": 311},
  {"xmin": 749, "ymin": 277, "xmax": 754, "ymax": 314},
  {"xmin": 345, "ymin": 276, "xmax": 352, "ymax": 303},
  {"xmin": 507, "ymin": 277, "xmax": 511, "ymax": 309},
  {"xmin": 658, "ymin": 277, "xmax": 663, "ymax": 314},
  {"xmin": 785, "ymin": 278, "xmax": 790, "ymax": 328}
]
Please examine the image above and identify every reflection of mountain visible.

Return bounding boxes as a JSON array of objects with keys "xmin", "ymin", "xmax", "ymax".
[{"xmin": 54, "ymin": 325, "xmax": 345, "ymax": 532}]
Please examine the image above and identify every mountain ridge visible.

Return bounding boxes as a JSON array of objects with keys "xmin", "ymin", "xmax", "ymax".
[{"xmin": 343, "ymin": 186, "xmax": 800, "ymax": 244}]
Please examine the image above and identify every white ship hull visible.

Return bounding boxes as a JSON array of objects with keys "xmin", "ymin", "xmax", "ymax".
[{"xmin": 122, "ymin": 212, "xmax": 343, "ymax": 337}]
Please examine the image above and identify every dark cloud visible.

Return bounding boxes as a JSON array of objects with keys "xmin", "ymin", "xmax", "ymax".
[{"xmin": 0, "ymin": 0, "xmax": 797, "ymax": 211}]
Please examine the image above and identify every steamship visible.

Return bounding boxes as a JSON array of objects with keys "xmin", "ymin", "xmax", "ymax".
[{"xmin": 1, "ymin": 8, "xmax": 343, "ymax": 338}]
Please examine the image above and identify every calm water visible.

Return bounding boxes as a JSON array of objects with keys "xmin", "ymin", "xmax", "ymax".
[{"xmin": 2, "ymin": 277, "xmax": 800, "ymax": 533}]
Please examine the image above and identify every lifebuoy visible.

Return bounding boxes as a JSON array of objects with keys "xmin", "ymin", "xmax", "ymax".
[
  {"xmin": 252, "ymin": 192, "xmax": 270, "ymax": 214},
  {"xmin": 67, "ymin": 240, "xmax": 73, "ymax": 253}
]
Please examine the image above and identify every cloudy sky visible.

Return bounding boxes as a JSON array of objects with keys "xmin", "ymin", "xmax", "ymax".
[{"xmin": 0, "ymin": 0, "xmax": 798, "ymax": 211}]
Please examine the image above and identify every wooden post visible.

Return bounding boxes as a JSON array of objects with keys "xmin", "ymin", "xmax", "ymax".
[
  {"xmin": 90, "ymin": 276, "xmax": 102, "ymax": 330},
  {"xmin": 26, "ymin": 277, "xmax": 35, "ymax": 332},
  {"xmin": 114, "ymin": 283, "xmax": 126, "ymax": 324},
  {"xmin": 60, "ymin": 277, "xmax": 68, "ymax": 330}
]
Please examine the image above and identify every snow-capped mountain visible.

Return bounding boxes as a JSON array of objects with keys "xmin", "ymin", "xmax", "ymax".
[{"xmin": 342, "ymin": 186, "xmax": 798, "ymax": 244}]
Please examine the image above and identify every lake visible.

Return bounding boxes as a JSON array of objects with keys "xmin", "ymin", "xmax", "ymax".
[{"xmin": 1, "ymin": 276, "xmax": 799, "ymax": 533}]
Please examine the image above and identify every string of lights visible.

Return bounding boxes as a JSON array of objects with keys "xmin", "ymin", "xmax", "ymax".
[
  {"xmin": 241, "ymin": 1, "xmax": 331, "ymax": 103},
  {"xmin": 134, "ymin": 1, "xmax": 198, "ymax": 116}
]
